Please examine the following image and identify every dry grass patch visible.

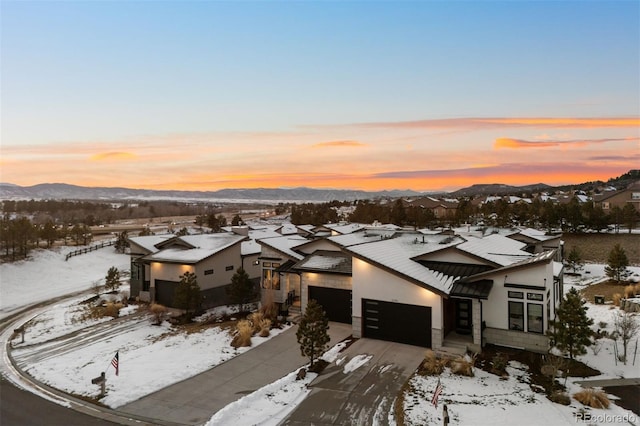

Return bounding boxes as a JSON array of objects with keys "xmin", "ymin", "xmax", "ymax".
[
  {"xmin": 613, "ymin": 293, "xmax": 622, "ymax": 307},
  {"xmin": 231, "ymin": 319, "xmax": 253, "ymax": 348},
  {"xmin": 580, "ymin": 281, "xmax": 630, "ymax": 304},
  {"xmin": 418, "ymin": 350, "xmax": 447, "ymax": 376},
  {"xmin": 573, "ymin": 388, "xmax": 610, "ymax": 409},
  {"xmin": 450, "ymin": 354, "xmax": 476, "ymax": 377},
  {"xmin": 258, "ymin": 318, "xmax": 272, "ymax": 337}
]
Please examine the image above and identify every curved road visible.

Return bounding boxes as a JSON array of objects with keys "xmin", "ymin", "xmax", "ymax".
[{"xmin": 1, "ymin": 376, "xmax": 117, "ymax": 426}]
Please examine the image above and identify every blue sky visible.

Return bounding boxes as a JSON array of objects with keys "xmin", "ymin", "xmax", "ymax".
[{"xmin": 1, "ymin": 1, "xmax": 638, "ymax": 191}]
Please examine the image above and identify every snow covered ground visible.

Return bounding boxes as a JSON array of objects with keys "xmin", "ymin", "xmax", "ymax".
[{"xmin": 2, "ymin": 245, "xmax": 640, "ymax": 425}]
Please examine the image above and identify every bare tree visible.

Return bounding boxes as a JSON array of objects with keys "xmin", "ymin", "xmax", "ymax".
[{"xmin": 613, "ymin": 310, "xmax": 640, "ymax": 365}]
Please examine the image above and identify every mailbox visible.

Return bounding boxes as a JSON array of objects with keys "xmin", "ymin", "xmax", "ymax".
[{"xmin": 91, "ymin": 372, "xmax": 106, "ymax": 385}]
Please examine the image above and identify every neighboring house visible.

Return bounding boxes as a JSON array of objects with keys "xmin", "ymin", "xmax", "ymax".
[
  {"xmin": 262, "ymin": 226, "xmax": 563, "ymax": 354},
  {"xmin": 406, "ymin": 196, "xmax": 459, "ymax": 219},
  {"xmin": 593, "ymin": 181, "xmax": 640, "ymax": 213},
  {"xmin": 506, "ymin": 228, "xmax": 563, "ymax": 259},
  {"xmin": 128, "ymin": 232, "xmax": 261, "ymax": 309}
]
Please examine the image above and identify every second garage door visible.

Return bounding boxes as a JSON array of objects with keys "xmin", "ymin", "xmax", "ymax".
[
  {"xmin": 308, "ymin": 286, "xmax": 352, "ymax": 323},
  {"xmin": 362, "ymin": 299, "xmax": 432, "ymax": 347}
]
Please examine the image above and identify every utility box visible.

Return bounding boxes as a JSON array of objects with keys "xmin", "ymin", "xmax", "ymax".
[{"xmin": 594, "ymin": 295, "xmax": 605, "ymax": 305}]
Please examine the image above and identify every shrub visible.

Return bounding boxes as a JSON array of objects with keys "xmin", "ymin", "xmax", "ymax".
[
  {"xmin": 248, "ymin": 312, "xmax": 264, "ymax": 334},
  {"xmin": 260, "ymin": 302, "xmax": 279, "ymax": 322},
  {"xmin": 549, "ymin": 391, "xmax": 571, "ymax": 406},
  {"xmin": 573, "ymin": 388, "xmax": 610, "ymax": 409},
  {"xmin": 420, "ymin": 350, "xmax": 446, "ymax": 375},
  {"xmin": 150, "ymin": 303, "xmax": 168, "ymax": 325},
  {"xmin": 258, "ymin": 318, "xmax": 271, "ymax": 337},
  {"xmin": 598, "ymin": 321, "xmax": 608, "ymax": 329},
  {"xmin": 624, "ymin": 285, "xmax": 635, "ymax": 299},
  {"xmin": 103, "ymin": 302, "xmax": 122, "ymax": 318},
  {"xmin": 231, "ymin": 320, "xmax": 253, "ymax": 348},
  {"xmin": 491, "ymin": 353, "xmax": 508, "ymax": 375},
  {"xmin": 612, "ymin": 293, "xmax": 622, "ymax": 306},
  {"xmin": 451, "ymin": 354, "xmax": 475, "ymax": 377}
]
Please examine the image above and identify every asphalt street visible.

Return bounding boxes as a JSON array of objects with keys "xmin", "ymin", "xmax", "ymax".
[{"xmin": 0, "ymin": 376, "xmax": 117, "ymax": 426}]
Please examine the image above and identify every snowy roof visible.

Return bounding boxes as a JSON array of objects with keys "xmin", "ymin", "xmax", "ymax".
[
  {"xmin": 241, "ymin": 240, "xmax": 261, "ymax": 256},
  {"xmin": 278, "ymin": 223, "xmax": 299, "ymax": 235},
  {"xmin": 553, "ymin": 261, "xmax": 564, "ymax": 277},
  {"xmin": 292, "ymin": 250, "xmax": 351, "ymax": 275},
  {"xmin": 256, "ymin": 235, "xmax": 309, "ymax": 261},
  {"xmin": 510, "ymin": 228, "xmax": 561, "ymax": 242},
  {"xmin": 324, "ymin": 223, "xmax": 367, "ymax": 235},
  {"xmin": 328, "ymin": 232, "xmax": 395, "ymax": 248},
  {"xmin": 143, "ymin": 233, "xmax": 246, "ymax": 264},
  {"xmin": 344, "ymin": 233, "xmax": 463, "ymax": 295},
  {"xmin": 248, "ymin": 228, "xmax": 281, "ymax": 240},
  {"xmin": 455, "ymin": 234, "xmax": 531, "ymax": 266},
  {"xmin": 128, "ymin": 234, "xmax": 173, "ymax": 254}
]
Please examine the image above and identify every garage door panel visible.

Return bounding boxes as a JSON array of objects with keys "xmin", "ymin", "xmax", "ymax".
[
  {"xmin": 308, "ymin": 286, "xmax": 352, "ymax": 324},
  {"xmin": 363, "ymin": 299, "xmax": 431, "ymax": 348}
]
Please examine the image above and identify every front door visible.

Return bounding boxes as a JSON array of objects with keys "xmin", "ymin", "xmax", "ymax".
[{"xmin": 456, "ymin": 299, "xmax": 472, "ymax": 335}]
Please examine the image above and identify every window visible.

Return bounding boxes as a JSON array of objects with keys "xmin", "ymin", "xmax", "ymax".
[
  {"xmin": 527, "ymin": 303, "xmax": 544, "ymax": 333},
  {"xmin": 508, "ymin": 301, "xmax": 524, "ymax": 331},
  {"xmin": 204, "ymin": 269, "xmax": 213, "ymax": 275},
  {"xmin": 527, "ymin": 293, "xmax": 543, "ymax": 301},
  {"xmin": 263, "ymin": 262, "xmax": 272, "ymax": 267},
  {"xmin": 547, "ymin": 300, "xmax": 551, "ymax": 325},
  {"xmin": 632, "ymin": 192, "xmax": 640, "ymax": 200},
  {"xmin": 262, "ymin": 268, "xmax": 280, "ymax": 290},
  {"xmin": 225, "ymin": 265, "xmax": 234, "ymax": 271},
  {"xmin": 508, "ymin": 291, "xmax": 524, "ymax": 299}
]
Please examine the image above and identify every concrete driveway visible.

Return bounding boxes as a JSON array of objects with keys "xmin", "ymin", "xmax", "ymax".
[
  {"xmin": 282, "ymin": 338, "xmax": 425, "ymax": 425},
  {"xmin": 118, "ymin": 322, "xmax": 353, "ymax": 425}
]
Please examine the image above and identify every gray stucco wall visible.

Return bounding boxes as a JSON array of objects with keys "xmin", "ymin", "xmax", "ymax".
[{"xmin": 483, "ymin": 327, "xmax": 549, "ymax": 353}]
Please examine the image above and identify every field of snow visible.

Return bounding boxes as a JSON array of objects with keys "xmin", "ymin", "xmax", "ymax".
[{"xmin": 2, "ymin": 244, "xmax": 639, "ymax": 425}]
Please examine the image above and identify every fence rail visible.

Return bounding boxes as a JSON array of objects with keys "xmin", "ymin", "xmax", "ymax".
[{"xmin": 65, "ymin": 240, "xmax": 116, "ymax": 261}]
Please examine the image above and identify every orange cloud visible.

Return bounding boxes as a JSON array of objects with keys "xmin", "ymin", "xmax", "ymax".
[
  {"xmin": 311, "ymin": 140, "xmax": 367, "ymax": 148},
  {"xmin": 351, "ymin": 117, "xmax": 640, "ymax": 130},
  {"xmin": 494, "ymin": 137, "xmax": 638, "ymax": 149},
  {"xmin": 90, "ymin": 152, "xmax": 137, "ymax": 161}
]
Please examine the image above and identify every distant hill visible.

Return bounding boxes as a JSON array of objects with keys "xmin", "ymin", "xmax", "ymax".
[
  {"xmin": 1, "ymin": 170, "xmax": 636, "ymax": 202},
  {"xmin": 449, "ymin": 183, "xmax": 553, "ymax": 197},
  {"xmin": 0, "ymin": 183, "xmax": 423, "ymax": 203}
]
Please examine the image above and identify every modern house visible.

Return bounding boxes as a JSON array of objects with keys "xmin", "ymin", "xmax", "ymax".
[
  {"xmin": 128, "ymin": 231, "xmax": 262, "ymax": 309},
  {"xmin": 258, "ymin": 226, "xmax": 563, "ymax": 353}
]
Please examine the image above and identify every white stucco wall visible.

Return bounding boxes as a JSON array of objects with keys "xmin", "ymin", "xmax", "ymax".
[
  {"xmin": 481, "ymin": 261, "xmax": 554, "ymax": 332},
  {"xmin": 351, "ymin": 258, "xmax": 442, "ymax": 329},
  {"xmin": 296, "ymin": 239, "xmax": 340, "ymax": 254}
]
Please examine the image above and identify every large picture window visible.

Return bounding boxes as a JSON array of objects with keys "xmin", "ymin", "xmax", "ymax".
[
  {"xmin": 527, "ymin": 303, "xmax": 544, "ymax": 333},
  {"xmin": 508, "ymin": 301, "xmax": 524, "ymax": 331},
  {"xmin": 262, "ymin": 268, "xmax": 280, "ymax": 290}
]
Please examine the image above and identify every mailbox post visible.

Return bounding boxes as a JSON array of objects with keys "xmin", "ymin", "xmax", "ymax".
[
  {"xmin": 13, "ymin": 326, "xmax": 25, "ymax": 344},
  {"xmin": 443, "ymin": 404, "xmax": 449, "ymax": 426},
  {"xmin": 91, "ymin": 372, "xmax": 106, "ymax": 397}
]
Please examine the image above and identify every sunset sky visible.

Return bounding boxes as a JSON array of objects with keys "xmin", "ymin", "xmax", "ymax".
[{"xmin": 1, "ymin": 1, "xmax": 638, "ymax": 192}]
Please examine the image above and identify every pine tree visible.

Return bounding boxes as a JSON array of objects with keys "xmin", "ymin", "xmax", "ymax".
[
  {"xmin": 114, "ymin": 230, "xmax": 129, "ymax": 253},
  {"xmin": 565, "ymin": 246, "xmax": 584, "ymax": 274},
  {"xmin": 105, "ymin": 266, "xmax": 120, "ymax": 292},
  {"xmin": 296, "ymin": 299, "xmax": 330, "ymax": 367},
  {"xmin": 174, "ymin": 271, "xmax": 202, "ymax": 319},
  {"xmin": 226, "ymin": 267, "xmax": 258, "ymax": 312},
  {"xmin": 605, "ymin": 244, "xmax": 629, "ymax": 283},
  {"xmin": 548, "ymin": 287, "xmax": 594, "ymax": 360}
]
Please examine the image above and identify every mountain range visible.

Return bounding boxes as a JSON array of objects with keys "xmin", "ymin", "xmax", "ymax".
[{"xmin": 0, "ymin": 170, "xmax": 637, "ymax": 202}]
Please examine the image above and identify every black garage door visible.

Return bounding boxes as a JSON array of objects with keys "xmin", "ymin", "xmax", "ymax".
[
  {"xmin": 308, "ymin": 286, "xmax": 352, "ymax": 323},
  {"xmin": 362, "ymin": 299, "xmax": 432, "ymax": 347},
  {"xmin": 155, "ymin": 279, "xmax": 179, "ymax": 308}
]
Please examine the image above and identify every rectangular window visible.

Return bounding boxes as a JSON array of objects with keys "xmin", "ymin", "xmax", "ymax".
[
  {"xmin": 527, "ymin": 293, "xmax": 543, "ymax": 301},
  {"xmin": 508, "ymin": 291, "xmax": 524, "ymax": 299},
  {"xmin": 547, "ymin": 300, "xmax": 551, "ymax": 324},
  {"xmin": 262, "ymin": 269, "xmax": 280, "ymax": 290},
  {"xmin": 204, "ymin": 269, "xmax": 213, "ymax": 275},
  {"xmin": 225, "ymin": 265, "xmax": 234, "ymax": 271},
  {"xmin": 508, "ymin": 301, "xmax": 524, "ymax": 331},
  {"xmin": 527, "ymin": 303, "xmax": 544, "ymax": 333},
  {"xmin": 632, "ymin": 192, "xmax": 640, "ymax": 200},
  {"xmin": 263, "ymin": 262, "xmax": 272, "ymax": 267}
]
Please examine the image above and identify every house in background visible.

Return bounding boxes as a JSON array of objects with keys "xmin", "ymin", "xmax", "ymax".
[
  {"xmin": 593, "ymin": 181, "xmax": 640, "ymax": 214},
  {"xmin": 128, "ymin": 231, "xmax": 261, "ymax": 309}
]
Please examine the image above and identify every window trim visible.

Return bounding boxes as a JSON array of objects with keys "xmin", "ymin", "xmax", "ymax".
[
  {"xmin": 508, "ymin": 301, "xmax": 524, "ymax": 331},
  {"xmin": 527, "ymin": 303, "xmax": 544, "ymax": 334}
]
